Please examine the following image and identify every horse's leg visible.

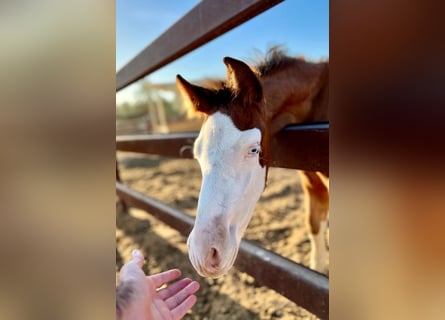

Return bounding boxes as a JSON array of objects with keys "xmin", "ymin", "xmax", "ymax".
[{"xmin": 300, "ymin": 170, "xmax": 329, "ymax": 273}]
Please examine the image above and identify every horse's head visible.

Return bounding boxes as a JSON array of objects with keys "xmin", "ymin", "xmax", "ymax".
[{"xmin": 177, "ymin": 57, "xmax": 268, "ymax": 278}]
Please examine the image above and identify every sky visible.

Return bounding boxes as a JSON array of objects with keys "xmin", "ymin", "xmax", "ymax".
[{"xmin": 116, "ymin": 0, "xmax": 329, "ymax": 104}]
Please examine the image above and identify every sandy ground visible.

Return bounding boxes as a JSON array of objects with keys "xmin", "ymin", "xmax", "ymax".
[{"xmin": 116, "ymin": 151, "xmax": 328, "ymax": 319}]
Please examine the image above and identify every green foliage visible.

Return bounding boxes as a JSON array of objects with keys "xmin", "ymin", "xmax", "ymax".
[
  {"xmin": 116, "ymin": 100, "xmax": 147, "ymax": 119},
  {"xmin": 162, "ymin": 97, "xmax": 184, "ymax": 121},
  {"xmin": 116, "ymin": 80, "xmax": 185, "ymax": 121}
]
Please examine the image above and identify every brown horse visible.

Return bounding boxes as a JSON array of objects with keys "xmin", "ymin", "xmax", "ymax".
[{"xmin": 176, "ymin": 47, "xmax": 329, "ymax": 278}]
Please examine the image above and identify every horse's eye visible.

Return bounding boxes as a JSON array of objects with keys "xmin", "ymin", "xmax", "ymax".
[{"xmin": 248, "ymin": 144, "xmax": 261, "ymax": 155}]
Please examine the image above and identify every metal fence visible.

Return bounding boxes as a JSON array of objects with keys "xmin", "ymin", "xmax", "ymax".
[{"xmin": 116, "ymin": 1, "xmax": 329, "ymax": 318}]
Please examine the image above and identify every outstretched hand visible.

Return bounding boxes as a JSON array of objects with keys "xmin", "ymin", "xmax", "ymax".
[{"xmin": 117, "ymin": 249, "xmax": 200, "ymax": 320}]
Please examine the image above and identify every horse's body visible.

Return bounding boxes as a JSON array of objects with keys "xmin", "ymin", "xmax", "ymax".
[{"xmin": 177, "ymin": 48, "xmax": 329, "ymax": 278}]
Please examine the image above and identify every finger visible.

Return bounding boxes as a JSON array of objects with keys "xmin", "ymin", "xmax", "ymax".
[
  {"xmin": 165, "ymin": 281, "xmax": 200, "ymax": 310},
  {"xmin": 157, "ymin": 278, "xmax": 192, "ymax": 300},
  {"xmin": 171, "ymin": 295, "xmax": 197, "ymax": 320},
  {"xmin": 148, "ymin": 269, "xmax": 182, "ymax": 288}
]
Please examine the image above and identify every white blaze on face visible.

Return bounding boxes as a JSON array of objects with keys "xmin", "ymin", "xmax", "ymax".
[{"xmin": 187, "ymin": 112, "xmax": 266, "ymax": 278}]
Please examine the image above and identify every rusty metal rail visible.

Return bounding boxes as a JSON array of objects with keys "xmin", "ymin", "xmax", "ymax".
[
  {"xmin": 117, "ymin": 122, "xmax": 329, "ymax": 173},
  {"xmin": 116, "ymin": 0, "xmax": 284, "ymax": 91},
  {"xmin": 116, "ymin": 182, "xmax": 329, "ymax": 319}
]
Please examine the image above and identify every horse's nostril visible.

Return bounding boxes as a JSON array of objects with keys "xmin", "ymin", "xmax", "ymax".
[
  {"xmin": 211, "ymin": 247, "xmax": 217, "ymax": 259},
  {"xmin": 206, "ymin": 247, "xmax": 221, "ymax": 269}
]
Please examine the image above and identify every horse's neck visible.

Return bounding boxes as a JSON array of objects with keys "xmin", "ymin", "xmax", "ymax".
[{"xmin": 260, "ymin": 60, "xmax": 329, "ymax": 135}]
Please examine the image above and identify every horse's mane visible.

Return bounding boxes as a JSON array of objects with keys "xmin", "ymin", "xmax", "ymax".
[{"xmin": 254, "ymin": 46, "xmax": 300, "ymax": 77}]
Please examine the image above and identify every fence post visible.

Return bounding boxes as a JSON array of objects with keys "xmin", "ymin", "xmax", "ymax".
[{"xmin": 116, "ymin": 159, "xmax": 127, "ymax": 213}]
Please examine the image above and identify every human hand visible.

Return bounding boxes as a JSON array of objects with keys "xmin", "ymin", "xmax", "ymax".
[{"xmin": 117, "ymin": 249, "xmax": 200, "ymax": 320}]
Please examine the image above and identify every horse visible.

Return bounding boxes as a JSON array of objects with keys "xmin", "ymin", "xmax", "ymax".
[{"xmin": 176, "ymin": 47, "xmax": 329, "ymax": 278}]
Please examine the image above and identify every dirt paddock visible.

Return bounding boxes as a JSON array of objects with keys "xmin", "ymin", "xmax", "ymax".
[{"xmin": 116, "ymin": 151, "xmax": 328, "ymax": 319}]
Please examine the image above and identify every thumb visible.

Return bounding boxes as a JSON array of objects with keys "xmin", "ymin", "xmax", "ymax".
[
  {"xmin": 130, "ymin": 249, "xmax": 145, "ymax": 268},
  {"xmin": 118, "ymin": 249, "xmax": 146, "ymax": 282}
]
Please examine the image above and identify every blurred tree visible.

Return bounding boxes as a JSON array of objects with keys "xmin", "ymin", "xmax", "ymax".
[{"xmin": 116, "ymin": 100, "xmax": 147, "ymax": 119}]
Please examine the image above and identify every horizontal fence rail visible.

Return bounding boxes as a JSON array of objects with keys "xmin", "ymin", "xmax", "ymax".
[
  {"xmin": 116, "ymin": 182, "xmax": 329, "ymax": 319},
  {"xmin": 117, "ymin": 122, "xmax": 329, "ymax": 173},
  {"xmin": 116, "ymin": 0, "xmax": 284, "ymax": 91},
  {"xmin": 270, "ymin": 122, "xmax": 329, "ymax": 174}
]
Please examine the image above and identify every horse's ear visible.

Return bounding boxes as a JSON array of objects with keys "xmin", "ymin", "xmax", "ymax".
[
  {"xmin": 223, "ymin": 57, "xmax": 263, "ymax": 105},
  {"xmin": 176, "ymin": 75, "xmax": 215, "ymax": 114}
]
